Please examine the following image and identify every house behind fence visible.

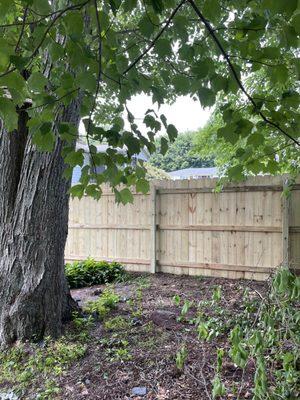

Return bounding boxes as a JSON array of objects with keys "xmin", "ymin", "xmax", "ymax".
[{"xmin": 65, "ymin": 176, "xmax": 300, "ymax": 281}]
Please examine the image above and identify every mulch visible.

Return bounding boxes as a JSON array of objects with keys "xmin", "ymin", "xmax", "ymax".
[{"xmin": 57, "ymin": 273, "xmax": 267, "ymax": 400}]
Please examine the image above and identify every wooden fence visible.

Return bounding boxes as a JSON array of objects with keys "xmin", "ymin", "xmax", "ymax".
[{"xmin": 65, "ymin": 176, "xmax": 300, "ymax": 280}]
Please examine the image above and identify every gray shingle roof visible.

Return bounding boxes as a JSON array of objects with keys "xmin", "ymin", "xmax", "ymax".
[{"xmin": 169, "ymin": 167, "xmax": 217, "ymax": 178}]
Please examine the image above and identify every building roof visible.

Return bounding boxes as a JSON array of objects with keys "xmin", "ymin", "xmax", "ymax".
[{"xmin": 169, "ymin": 167, "xmax": 217, "ymax": 179}]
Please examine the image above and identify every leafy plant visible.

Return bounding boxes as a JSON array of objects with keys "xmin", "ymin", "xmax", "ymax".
[
  {"xmin": 65, "ymin": 258, "xmax": 125, "ymax": 288},
  {"xmin": 104, "ymin": 316, "xmax": 130, "ymax": 331},
  {"xmin": 177, "ymin": 300, "xmax": 193, "ymax": 322},
  {"xmin": 128, "ymin": 286, "xmax": 144, "ymax": 318},
  {"xmin": 84, "ymin": 288, "xmax": 120, "ymax": 319},
  {"xmin": 172, "ymin": 294, "xmax": 181, "ymax": 306},
  {"xmin": 175, "ymin": 345, "xmax": 188, "ymax": 371}
]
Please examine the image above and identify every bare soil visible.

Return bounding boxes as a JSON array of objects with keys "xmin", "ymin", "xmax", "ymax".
[{"xmin": 58, "ymin": 273, "xmax": 267, "ymax": 400}]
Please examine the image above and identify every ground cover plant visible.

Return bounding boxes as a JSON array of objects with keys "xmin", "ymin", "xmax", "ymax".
[
  {"xmin": 65, "ymin": 258, "xmax": 125, "ymax": 288},
  {"xmin": 0, "ymin": 269, "xmax": 298, "ymax": 399}
]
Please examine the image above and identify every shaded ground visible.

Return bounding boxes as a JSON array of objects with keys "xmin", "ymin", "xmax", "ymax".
[{"xmin": 57, "ymin": 273, "xmax": 267, "ymax": 400}]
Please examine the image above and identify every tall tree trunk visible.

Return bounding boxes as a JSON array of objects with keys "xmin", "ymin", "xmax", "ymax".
[{"xmin": 0, "ymin": 100, "xmax": 80, "ymax": 346}]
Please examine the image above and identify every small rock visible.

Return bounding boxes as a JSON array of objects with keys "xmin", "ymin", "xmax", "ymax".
[
  {"xmin": 85, "ymin": 379, "xmax": 91, "ymax": 386},
  {"xmin": 93, "ymin": 289, "xmax": 102, "ymax": 296},
  {"xmin": 131, "ymin": 317, "xmax": 142, "ymax": 326},
  {"xmin": 150, "ymin": 310, "xmax": 177, "ymax": 330},
  {"xmin": 131, "ymin": 387, "xmax": 147, "ymax": 397},
  {"xmin": 0, "ymin": 392, "xmax": 19, "ymax": 400}
]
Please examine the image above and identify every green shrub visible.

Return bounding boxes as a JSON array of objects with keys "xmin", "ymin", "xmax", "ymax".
[{"xmin": 65, "ymin": 258, "xmax": 125, "ymax": 288}]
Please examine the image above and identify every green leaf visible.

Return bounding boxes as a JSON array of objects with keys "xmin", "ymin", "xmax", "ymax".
[
  {"xmin": 167, "ymin": 124, "xmax": 178, "ymax": 141},
  {"xmin": 172, "ymin": 75, "xmax": 190, "ymax": 94},
  {"xmin": 138, "ymin": 15, "xmax": 155, "ymax": 38},
  {"xmin": 85, "ymin": 184, "xmax": 102, "ymax": 199},
  {"xmin": 198, "ymin": 87, "xmax": 215, "ymax": 108},
  {"xmin": 247, "ymin": 133, "xmax": 265, "ymax": 146},
  {"xmin": 118, "ymin": 188, "xmax": 134, "ymax": 204},
  {"xmin": 27, "ymin": 72, "xmax": 48, "ymax": 92},
  {"xmin": 136, "ymin": 178, "xmax": 150, "ymax": 193},
  {"xmin": 70, "ymin": 184, "xmax": 85, "ymax": 199},
  {"xmin": 291, "ymin": 12, "xmax": 300, "ymax": 35},
  {"xmin": 270, "ymin": 65, "xmax": 289, "ymax": 84},
  {"xmin": 155, "ymin": 39, "xmax": 172, "ymax": 58},
  {"xmin": 217, "ymin": 124, "xmax": 239, "ymax": 144},
  {"xmin": 192, "ymin": 59, "xmax": 210, "ymax": 79},
  {"xmin": 32, "ymin": 0, "xmax": 51, "ymax": 14},
  {"xmin": 0, "ymin": 97, "xmax": 17, "ymax": 131},
  {"xmin": 77, "ymin": 71, "xmax": 96, "ymax": 92},
  {"xmin": 64, "ymin": 150, "xmax": 84, "ymax": 167},
  {"xmin": 160, "ymin": 137, "xmax": 168, "ymax": 155},
  {"xmin": 227, "ymin": 164, "xmax": 244, "ymax": 180},
  {"xmin": 48, "ymin": 42, "xmax": 64, "ymax": 62},
  {"xmin": 32, "ymin": 130, "xmax": 55, "ymax": 152},
  {"xmin": 150, "ymin": 0, "xmax": 164, "ymax": 13}
]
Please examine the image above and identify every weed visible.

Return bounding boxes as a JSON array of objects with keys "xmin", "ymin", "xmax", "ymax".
[
  {"xmin": 177, "ymin": 299, "xmax": 193, "ymax": 322},
  {"xmin": 0, "ymin": 337, "xmax": 87, "ymax": 397},
  {"xmin": 101, "ymin": 336, "xmax": 132, "ymax": 362},
  {"xmin": 172, "ymin": 294, "xmax": 181, "ymax": 306},
  {"xmin": 128, "ymin": 286, "xmax": 144, "ymax": 318},
  {"xmin": 84, "ymin": 287, "xmax": 119, "ymax": 319},
  {"xmin": 104, "ymin": 316, "xmax": 130, "ymax": 331},
  {"xmin": 175, "ymin": 345, "xmax": 188, "ymax": 371}
]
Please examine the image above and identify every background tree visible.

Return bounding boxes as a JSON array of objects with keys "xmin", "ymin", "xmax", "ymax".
[
  {"xmin": 149, "ymin": 132, "xmax": 214, "ymax": 171},
  {"xmin": 0, "ymin": 0, "xmax": 299, "ymax": 346}
]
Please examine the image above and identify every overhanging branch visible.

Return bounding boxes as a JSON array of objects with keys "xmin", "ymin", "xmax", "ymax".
[
  {"xmin": 123, "ymin": 0, "xmax": 187, "ymax": 75},
  {"xmin": 188, "ymin": 0, "xmax": 300, "ymax": 147}
]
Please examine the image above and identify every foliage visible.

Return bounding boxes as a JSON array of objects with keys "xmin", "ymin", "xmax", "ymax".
[
  {"xmin": 144, "ymin": 162, "xmax": 171, "ymax": 180},
  {"xmin": 104, "ymin": 316, "xmax": 130, "ymax": 331},
  {"xmin": 100, "ymin": 335, "xmax": 132, "ymax": 362},
  {"xmin": 0, "ymin": 0, "xmax": 298, "ymax": 198},
  {"xmin": 65, "ymin": 258, "xmax": 125, "ymax": 288},
  {"xmin": 149, "ymin": 132, "xmax": 214, "ymax": 172},
  {"xmin": 84, "ymin": 287, "xmax": 120, "ymax": 319},
  {"xmin": 175, "ymin": 344, "xmax": 188, "ymax": 371},
  {"xmin": 174, "ymin": 268, "xmax": 300, "ymax": 398},
  {"xmin": 0, "ymin": 334, "xmax": 88, "ymax": 398}
]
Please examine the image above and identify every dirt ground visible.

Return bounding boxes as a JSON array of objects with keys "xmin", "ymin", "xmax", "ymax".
[{"xmin": 56, "ymin": 273, "xmax": 267, "ymax": 400}]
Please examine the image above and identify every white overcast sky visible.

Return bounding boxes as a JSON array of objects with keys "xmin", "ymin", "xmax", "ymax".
[
  {"xmin": 126, "ymin": 94, "xmax": 211, "ymax": 134},
  {"xmin": 79, "ymin": 94, "xmax": 211, "ymax": 136}
]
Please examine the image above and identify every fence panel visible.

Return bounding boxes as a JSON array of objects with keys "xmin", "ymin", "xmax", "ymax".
[{"xmin": 65, "ymin": 176, "xmax": 300, "ymax": 280}]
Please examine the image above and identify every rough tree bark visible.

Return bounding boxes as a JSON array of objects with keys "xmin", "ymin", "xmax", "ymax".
[{"xmin": 0, "ymin": 100, "xmax": 80, "ymax": 346}]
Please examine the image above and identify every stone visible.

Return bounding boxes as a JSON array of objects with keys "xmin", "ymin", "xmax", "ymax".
[
  {"xmin": 150, "ymin": 310, "xmax": 177, "ymax": 329},
  {"xmin": 0, "ymin": 392, "xmax": 19, "ymax": 400},
  {"xmin": 131, "ymin": 387, "xmax": 147, "ymax": 396}
]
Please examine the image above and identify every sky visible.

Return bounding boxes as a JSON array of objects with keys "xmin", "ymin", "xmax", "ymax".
[
  {"xmin": 79, "ymin": 94, "xmax": 211, "ymax": 136},
  {"xmin": 126, "ymin": 94, "xmax": 211, "ymax": 134}
]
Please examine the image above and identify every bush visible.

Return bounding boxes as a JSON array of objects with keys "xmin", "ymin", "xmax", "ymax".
[{"xmin": 65, "ymin": 258, "xmax": 125, "ymax": 289}]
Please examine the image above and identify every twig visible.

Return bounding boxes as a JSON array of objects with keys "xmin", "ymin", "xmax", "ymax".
[
  {"xmin": 188, "ymin": 0, "xmax": 300, "ymax": 147},
  {"xmin": 123, "ymin": 0, "xmax": 187, "ymax": 75},
  {"xmin": 0, "ymin": 0, "xmax": 91, "ymax": 78}
]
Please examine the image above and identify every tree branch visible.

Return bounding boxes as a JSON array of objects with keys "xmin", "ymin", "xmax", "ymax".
[
  {"xmin": 123, "ymin": 0, "xmax": 187, "ymax": 75},
  {"xmin": 0, "ymin": 0, "xmax": 91, "ymax": 78},
  {"xmin": 188, "ymin": 0, "xmax": 300, "ymax": 147}
]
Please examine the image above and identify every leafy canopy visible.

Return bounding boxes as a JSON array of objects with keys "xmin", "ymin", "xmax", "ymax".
[
  {"xmin": 149, "ymin": 132, "xmax": 214, "ymax": 172},
  {"xmin": 0, "ymin": 0, "xmax": 299, "ymax": 202}
]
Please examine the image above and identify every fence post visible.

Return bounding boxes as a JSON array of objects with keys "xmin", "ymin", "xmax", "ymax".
[
  {"xmin": 150, "ymin": 184, "xmax": 157, "ymax": 273},
  {"xmin": 282, "ymin": 178, "xmax": 290, "ymax": 266}
]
